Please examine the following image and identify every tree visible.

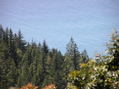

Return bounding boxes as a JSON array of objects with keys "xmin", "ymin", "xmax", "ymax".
[
  {"xmin": 63, "ymin": 37, "xmax": 81, "ymax": 88},
  {"xmin": 49, "ymin": 49, "xmax": 65, "ymax": 89},
  {"xmin": 107, "ymin": 30, "xmax": 119, "ymax": 71},
  {"xmin": 39, "ymin": 41, "xmax": 49, "ymax": 87},
  {"xmin": 65, "ymin": 37, "xmax": 80, "ymax": 70},
  {"xmin": 0, "ymin": 25, "xmax": 4, "ymax": 42},
  {"xmin": 67, "ymin": 59, "xmax": 119, "ymax": 89},
  {"xmin": 0, "ymin": 57, "xmax": 17, "ymax": 89},
  {"xmin": 81, "ymin": 49, "xmax": 89, "ymax": 63},
  {"xmin": 18, "ymin": 44, "xmax": 33, "ymax": 86},
  {"xmin": 29, "ymin": 43, "xmax": 42, "ymax": 85},
  {"xmin": 14, "ymin": 30, "xmax": 26, "ymax": 52}
]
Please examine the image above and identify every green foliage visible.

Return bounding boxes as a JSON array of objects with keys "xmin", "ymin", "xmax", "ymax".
[
  {"xmin": 67, "ymin": 30, "xmax": 119, "ymax": 89},
  {"xmin": 67, "ymin": 59, "xmax": 119, "ymax": 89},
  {"xmin": 0, "ymin": 25, "xmax": 67, "ymax": 88},
  {"xmin": 107, "ymin": 30, "xmax": 119, "ymax": 71},
  {"xmin": 81, "ymin": 49, "xmax": 89, "ymax": 63},
  {"xmin": 65, "ymin": 37, "xmax": 80, "ymax": 70},
  {"xmin": 1, "ymin": 25, "xmax": 119, "ymax": 89}
]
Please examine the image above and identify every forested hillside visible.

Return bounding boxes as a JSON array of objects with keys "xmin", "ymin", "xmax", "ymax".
[
  {"xmin": 0, "ymin": 25, "xmax": 89, "ymax": 89},
  {"xmin": 0, "ymin": 25, "xmax": 119, "ymax": 89}
]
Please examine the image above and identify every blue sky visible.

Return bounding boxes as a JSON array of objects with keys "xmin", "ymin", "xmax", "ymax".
[{"xmin": 0, "ymin": 0, "xmax": 119, "ymax": 57}]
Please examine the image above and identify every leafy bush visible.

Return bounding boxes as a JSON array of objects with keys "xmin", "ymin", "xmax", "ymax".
[{"xmin": 67, "ymin": 60, "xmax": 119, "ymax": 89}]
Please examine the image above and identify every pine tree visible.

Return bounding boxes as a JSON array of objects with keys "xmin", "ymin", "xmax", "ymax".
[
  {"xmin": 65, "ymin": 37, "xmax": 80, "ymax": 70},
  {"xmin": 18, "ymin": 44, "xmax": 33, "ymax": 86},
  {"xmin": 29, "ymin": 42, "xmax": 42, "ymax": 85},
  {"xmin": 16, "ymin": 30, "xmax": 26, "ymax": 52},
  {"xmin": 39, "ymin": 41, "xmax": 49, "ymax": 87},
  {"xmin": 0, "ymin": 25, "xmax": 4, "ymax": 42},
  {"xmin": 107, "ymin": 30, "xmax": 119, "ymax": 71},
  {"xmin": 63, "ymin": 37, "xmax": 80, "ymax": 88},
  {"xmin": 52, "ymin": 50, "xmax": 65, "ymax": 89},
  {"xmin": 81, "ymin": 49, "xmax": 89, "ymax": 63},
  {"xmin": 0, "ymin": 56, "xmax": 17, "ymax": 88}
]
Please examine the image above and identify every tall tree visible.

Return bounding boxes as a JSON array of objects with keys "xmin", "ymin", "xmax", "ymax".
[
  {"xmin": 63, "ymin": 37, "xmax": 81, "ymax": 88},
  {"xmin": 16, "ymin": 30, "xmax": 26, "ymax": 52},
  {"xmin": 65, "ymin": 37, "xmax": 80, "ymax": 70},
  {"xmin": 0, "ymin": 25, "xmax": 4, "ymax": 42},
  {"xmin": 40, "ymin": 41, "xmax": 49, "ymax": 87},
  {"xmin": 107, "ymin": 30, "xmax": 119, "ymax": 71},
  {"xmin": 17, "ymin": 44, "xmax": 32, "ymax": 86}
]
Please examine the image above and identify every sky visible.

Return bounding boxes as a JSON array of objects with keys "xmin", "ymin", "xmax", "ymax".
[{"xmin": 0, "ymin": 0, "xmax": 119, "ymax": 57}]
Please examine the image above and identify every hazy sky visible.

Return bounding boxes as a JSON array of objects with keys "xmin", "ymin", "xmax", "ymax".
[{"xmin": 0, "ymin": 0, "xmax": 119, "ymax": 57}]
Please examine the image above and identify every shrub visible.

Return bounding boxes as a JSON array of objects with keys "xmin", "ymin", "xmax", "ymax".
[
  {"xmin": 67, "ymin": 60, "xmax": 119, "ymax": 89},
  {"xmin": 42, "ymin": 84, "xmax": 56, "ymax": 89},
  {"xmin": 20, "ymin": 83, "xmax": 38, "ymax": 89}
]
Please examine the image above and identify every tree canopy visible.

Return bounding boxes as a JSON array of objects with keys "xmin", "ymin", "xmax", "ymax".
[{"xmin": 0, "ymin": 25, "xmax": 119, "ymax": 89}]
